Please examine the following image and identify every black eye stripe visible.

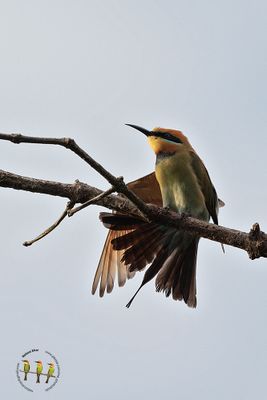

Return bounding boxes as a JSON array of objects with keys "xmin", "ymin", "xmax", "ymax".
[{"xmin": 153, "ymin": 131, "xmax": 182, "ymax": 144}]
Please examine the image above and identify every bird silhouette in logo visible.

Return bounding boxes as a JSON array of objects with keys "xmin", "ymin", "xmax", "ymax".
[
  {"xmin": 22, "ymin": 359, "xmax": 30, "ymax": 381},
  {"xmin": 45, "ymin": 362, "xmax": 55, "ymax": 384},
  {"xmin": 35, "ymin": 360, "xmax": 43, "ymax": 383}
]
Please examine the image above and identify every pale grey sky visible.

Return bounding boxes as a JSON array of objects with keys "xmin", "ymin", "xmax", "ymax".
[{"xmin": 0, "ymin": 1, "xmax": 266, "ymax": 399}]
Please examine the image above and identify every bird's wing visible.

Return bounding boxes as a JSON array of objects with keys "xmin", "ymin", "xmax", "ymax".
[
  {"xmin": 92, "ymin": 172, "xmax": 162, "ymax": 297},
  {"xmin": 127, "ymin": 172, "xmax": 163, "ymax": 206},
  {"xmin": 190, "ymin": 151, "xmax": 219, "ymax": 224}
]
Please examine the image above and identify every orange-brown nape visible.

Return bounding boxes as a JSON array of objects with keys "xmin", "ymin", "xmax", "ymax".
[{"xmin": 147, "ymin": 127, "xmax": 194, "ymax": 154}]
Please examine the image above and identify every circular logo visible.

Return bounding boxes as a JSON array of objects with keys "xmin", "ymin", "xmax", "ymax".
[{"xmin": 16, "ymin": 349, "xmax": 60, "ymax": 392}]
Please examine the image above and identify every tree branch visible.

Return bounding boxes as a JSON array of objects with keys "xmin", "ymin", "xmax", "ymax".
[
  {"xmin": 0, "ymin": 132, "xmax": 151, "ymax": 217},
  {"xmin": 0, "ymin": 131, "xmax": 267, "ymax": 259},
  {"xmin": 0, "ymin": 169, "xmax": 141, "ymax": 215},
  {"xmin": 0, "ymin": 168, "xmax": 266, "ymax": 259}
]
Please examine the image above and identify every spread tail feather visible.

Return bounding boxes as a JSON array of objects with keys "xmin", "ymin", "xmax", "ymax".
[
  {"xmin": 125, "ymin": 244, "xmax": 170, "ymax": 307},
  {"xmin": 155, "ymin": 237, "xmax": 199, "ymax": 307},
  {"xmin": 91, "ymin": 229, "xmax": 136, "ymax": 297},
  {"xmin": 102, "ymin": 212, "xmax": 199, "ymax": 308}
]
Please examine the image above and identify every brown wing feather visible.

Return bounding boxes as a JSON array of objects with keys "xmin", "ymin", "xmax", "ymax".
[
  {"xmin": 127, "ymin": 173, "xmax": 162, "ymax": 206},
  {"xmin": 190, "ymin": 151, "xmax": 219, "ymax": 224},
  {"xmin": 92, "ymin": 173, "xmax": 160, "ymax": 297}
]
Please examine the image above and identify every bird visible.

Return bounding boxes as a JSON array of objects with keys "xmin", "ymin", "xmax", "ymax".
[
  {"xmin": 22, "ymin": 359, "xmax": 30, "ymax": 381},
  {"xmin": 35, "ymin": 360, "xmax": 43, "ymax": 383},
  {"xmin": 45, "ymin": 362, "xmax": 55, "ymax": 384},
  {"xmin": 92, "ymin": 125, "xmax": 223, "ymax": 308}
]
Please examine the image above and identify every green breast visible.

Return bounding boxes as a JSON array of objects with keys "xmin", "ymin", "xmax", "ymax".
[
  {"xmin": 155, "ymin": 152, "xmax": 209, "ymax": 221},
  {"xmin": 24, "ymin": 364, "xmax": 30, "ymax": 373},
  {"xmin": 37, "ymin": 365, "xmax": 43, "ymax": 373}
]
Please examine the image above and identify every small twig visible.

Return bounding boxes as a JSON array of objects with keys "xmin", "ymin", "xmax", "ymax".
[
  {"xmin": 248, "ymin": 223, "xmax": 265, "ymax": 259},
  {"xmin": 249, "ymin": 223, "xmax": 261, "ymax": 240},
  {"xmin": 23, "ymin": 201, "xmax": 75, "ymax": 247},
  {"xmin": 68, "ymin": 187, "xmax": 116, "ymax": 217}
]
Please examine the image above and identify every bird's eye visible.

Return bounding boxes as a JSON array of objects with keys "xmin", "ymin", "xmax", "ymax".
[
  {"xmin": 164, "ymin": 133, "xmax": 182, "ymax": 144},
  {"xmin": 153, "ymin": 131, "xmax": 182, "ymax": 144}
]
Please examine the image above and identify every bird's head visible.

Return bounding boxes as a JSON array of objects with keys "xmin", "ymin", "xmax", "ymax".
[
  {"xmin": 47, "ymin": 362, "xmax": 54, "ymax": 367},
  {"xmin": 22, "ymin": 359, "xmax": 29, "ymax": 364},
  {"xmin": 126, "ymin": 124, "xmax": 193, "ymax": 155},
  {"xmin": 35, "ymin": 360, "xmax": 43, "ymax": 365}
]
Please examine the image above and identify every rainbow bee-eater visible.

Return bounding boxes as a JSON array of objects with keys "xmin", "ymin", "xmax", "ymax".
[
  {"xmin": 35, "ymin": 360, "xmax": 43, "ymax": 383},
  {"xmin": 22, "ymin": 359, "xmax": 30, "ymax": 381},
  {"xmin": 45, "ymin": 362, "xmax": 55, "ymax": 384},
  {"xmin": 93, "ymin": 125, "xmax": 223, "ymax": 308}
]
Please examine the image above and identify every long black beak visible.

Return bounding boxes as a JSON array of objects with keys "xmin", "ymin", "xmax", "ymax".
[{"xmin": 125, "ymin": 124, "xmax": 151, "ymax": 136}]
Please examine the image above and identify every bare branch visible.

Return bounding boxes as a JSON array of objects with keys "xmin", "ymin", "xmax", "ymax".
[
  {"xmin": 0, "ymin": 131, "xmax": 266, "ymax": 260},
  {"xmin": 0, "ymin": 169, "xmax": 141, "ymax": 215},
  {"xmin": 0, "ymin": 132, "xmax": 150, "ymax": 216},
  {"xmin": 23, "ymin": 200, "xmax": 75, "ymax": 247},
  {"xmin": 0, "ymin": 169, "xmax": 266, "ymax": 259}
]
